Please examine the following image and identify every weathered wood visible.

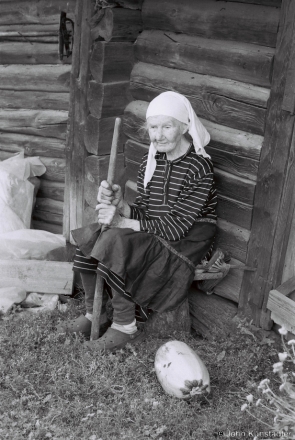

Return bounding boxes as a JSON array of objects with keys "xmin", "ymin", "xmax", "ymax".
[
  {"xmin": 38, "ymin": 180, "xmax": 64, "ymax": 202},
  {"xmin": 83, "ymin": 204, "xmax": 98, "ymax": 227},
  {"xmin": 282, "ymin": 210, "xmax": 295, "ymax": 283},
  {"xmin": 226, "ymin": 0, "xmax": 281, "ymax": 6},
  {"xmin": 215, "ymin": 169, "xmax": 256, "ymax": 206},
  {"xmin": 32, "ymin": 219, "xmax": 62, "ymax": 234},
  {"xmin": 124, "ymin": 139, "xmax": 148, "ymax": 163},
  {"xmin": 188, "ymin": 287, "xmax": 238, "ymax": 338},
  {"xmin": 0, "ymin": 23, "xmax": 61, "ymax": 36},
  {"xmin": 130, "ymin": 63, "xmax": 268, "ymax": 135},
  {"xmin": 124, "ymin": 98, "xmax": 265, "ymax": 154},
  {"xmin": 87, "ymin": 81, "xmax": 132, "ymax": 119},
  {"xmin": 33, "ymin": 209, "xmax": 63, "ymax": 226},
  {"xmin": 124, "ymin": 179, "xmax": 137, "ymax": 204},
  {"xmin": 0, "ymin": 65, "xmax": 71, "ymax": 91},
  {"xmin": 0, "ymin": 90, "xmax": 69, "ymax": 111},
  {"xmin": 0, "ymin": 133, "xmax": 65, "ymax": 158},
  {"xmin": 35, "ymin": 198, "xmax": 63, "ymax": 215},
  {"xmin": 0, "ymin": 109, "xmax": 67, "ymax": 139},
  {"xmin": 0, "ymin": 42, "xmax": 71, "ymax": 64},
  {"xmin": 90, "ymin": 8, "xmax": 142, "ymax": 42},
  {"xmin": 90, "ymin": 41, "xmax": 134, "ymax": 83},
  {"xmin": 267, "ymin": 289, "xmax": 295, "ymax": 334},
  {"xmin": 37, "ymin": 157, "xmax": 66, "ymax": 182},
  {"xmin": 144, "ymin": 298, "xmax": 191, "ymax": 336},
  {"xmin": 214, "ymin": 258, "xmax": 244, "ymax": 303},
  {"xmin": 239, "ymin": 0, "xmax": 295, "ymax": 328},
  {"xmin": 0, "ymin": 260, "xmax": 73, "ymax": 295},
  {"xmin": 135, "ymin": 30, "xmax": 274, "ymax": 88},
  {"xmin": 142, "ymin": 0, "xmax": 280, "ymax": 47},
  {"xmin": 0, "ymin": 0, "xmax": 76, "ymax": 25},
  {"xmin": 0, "ymin": 35, "xmax": 58, "ymax": 43},
  {"xmin": 84, "ymin": 154, "xmax": 125, "ymax": 208},
  {"xmin": 84, "ymin": 114, "xmax": 126, "ymax": 155},
  {"xmin": 216, "ymin": 219, "xmax": 250, "ymax": 263},
  {"xmin": 274, "ymin": 276, "xmax": 295, "ymax": 296}
]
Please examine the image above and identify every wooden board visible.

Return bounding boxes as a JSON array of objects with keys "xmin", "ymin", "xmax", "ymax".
[
  {"xmin": 0, "ymin": 90, "xmax": 69, "ymax": 111},
  {"xmin": 84, "ymin": 114, "xmax": 126, "ymax": 155},
  {"xmin": 0, "ymin": 64, "xmax": 71, "ymax": 91},
  {"xmin": 90, "ymin": 8, "xmax": 142, "ymax": 42},
  {"xmin": 216, "ymin": 218, "xmax": 250, "ymax": 263},
  {"xmin": 90, "ymin": 41, "xmax": 134, "ymax": 83},
  {"xmin": 87, "ymin": 80, "xmax": 132, "ymax": 119},
  {"xmin": 135, "ymin": 30, "xmax": 275, "ymax": 88},
  {"xmin": 38, "ymin": 179, "xmax": 64, "ymax": 202},
  {"xmin": 0, "ymin": 260, "xmax": 73, "ymax": 295},
  {"xmin": 142, "ymin": 0, "xmax": 280, "ymax": 47},
  {"xmin": 214, "ymin": 258, "xmax": 244, "ymax": 303},
  {"xmin": 0, "ymin": 109, "xmax": 68, "ymax": 139},
  {"xmin": 130, "ymin": 63, "xmax": 268, "ymax": 135},
  {"xmin": 0, "ymin": 0, "xmax": 76, "ymax": 25},
  {"xmin": 124, "ymin": 98, "xmax": 265, "ymax": 154},
  {"xmin": 267, "ymin": 289, "xmax": 295, "ymax": 334},
  {"xmin": 0, "ymin": 42, "xmax": 71, "ymax": 64},
  {"xmin": 84, "ymin": 153, "xmax": 126, "ymax": 208},
  {"xmin": 0, "ymin": 133, "xmax": 65, "ymax": 159},
  {"xmin": 282, "ymin": 210, "xmax": 295, "ymax": 283}
]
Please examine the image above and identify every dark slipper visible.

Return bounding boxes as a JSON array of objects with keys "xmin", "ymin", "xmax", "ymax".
[
  {"xmin": 84, "ymin": 327, "xmax": 145, "ymax": 352},
  {"xmin": 56, "ymin": 315, "xmax": 92, "ymax": 337}
]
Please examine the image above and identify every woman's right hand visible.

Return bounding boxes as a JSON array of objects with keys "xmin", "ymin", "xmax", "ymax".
[{"xmin": 97, "ymin": 180, "xmax": 123, "ymax": 209}]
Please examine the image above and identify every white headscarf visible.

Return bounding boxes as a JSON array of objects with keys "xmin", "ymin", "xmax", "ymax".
[{"xmin": 144, "ymin": 91, "xmax": 210, "ymax": 188}]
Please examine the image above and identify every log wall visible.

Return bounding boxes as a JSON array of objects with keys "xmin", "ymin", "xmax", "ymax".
[
  {"xmin": 0, "ymin": 0, "xmax": 76, "ymax": 234},
  {"xmin": 123, "ymin": 0, "xmax": 281, "ymax": 303}
]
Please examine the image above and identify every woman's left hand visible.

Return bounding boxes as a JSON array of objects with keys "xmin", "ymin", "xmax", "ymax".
[{"xmin": 96, "ymin": 203, "xmax": 121, "ymax": 227}]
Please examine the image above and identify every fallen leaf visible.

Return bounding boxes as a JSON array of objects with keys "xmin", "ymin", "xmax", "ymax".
[{"xmin": 217, "ymin": 350, "xmax": 226, "ymax": 362}]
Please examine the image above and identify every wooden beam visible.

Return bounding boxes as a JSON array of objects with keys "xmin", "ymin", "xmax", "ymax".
[
  {"xmin": 84, "ymin": 114, "xmax": 126, "ymax": 155},
  {"xmin": 135, "ymin": 30, "xmax": 275, "ymax": 89},
  {"xmin": 0, "ymin": 41, "xmax": 71, "ymax": 64},
  {"xmin": 90, "ymin": 8, "xmax": 142, "ymax": 42},
  {"xmin": 0, "ymin": 260, "xmax": 73, "ymax": 295},
  {"xmin": 0, "ymin": 133, "xmax": 65, "ymax": 158},
  {"xmin": 130, "ymin": 62, "xmax": 268, "ymax": 135},
  {"xmin": 216, "ymin": 219, "xmax": 250, "ymax": 263},
  {"xmin": 142, "ymin": 0, "xmax": 280, "ymax": 47},
  {"xmin": 87, "ymin": 80, "xmax": 132, "ymax": 119},
  {"xmin": 38, "ymin": 157, "xmax": 66, "ymax": 182},
  {"xmin": 38, "ymin": 180, "xmax": 65, "ymax": 202},
  {"xmin": 0, "ymin": 90, "xmax": 69, "ymax": 111},
  {"xmin": 226, "ymin": 0, "xmax": 281, "ymax": 6},
  {"xmin": 267, "ymin": 289, "xmax": 295, "ymax": 333},
  {"xmin": 239, "ymin": 0, "xmax": 295, "ymax": 328},
  {"xmin": 32, "ymin": 220, "xmax": 62, "ymax": 234}
]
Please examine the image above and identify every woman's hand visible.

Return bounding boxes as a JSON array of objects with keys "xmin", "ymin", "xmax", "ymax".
[{"xmin": 97, "ymin": 180, "xmax": 123, "ymax": 210}]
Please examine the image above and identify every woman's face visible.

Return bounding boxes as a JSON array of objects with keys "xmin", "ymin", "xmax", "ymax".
[{"xmin": 147, "ymin": 115, "xmax": 187, "ymax": 155}]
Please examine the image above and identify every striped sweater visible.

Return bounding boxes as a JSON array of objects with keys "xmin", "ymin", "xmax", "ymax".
[{"xmin": 129, "ymin": 144, "xmax": 217, "ymax": 242}]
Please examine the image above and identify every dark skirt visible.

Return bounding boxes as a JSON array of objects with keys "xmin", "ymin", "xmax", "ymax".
[{"xmin": 72, "ymin": 222, "xmax": 216, "ymax": 317}]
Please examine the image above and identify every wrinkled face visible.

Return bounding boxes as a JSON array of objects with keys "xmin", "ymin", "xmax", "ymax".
[{"xmin": 147, "ymin": 115, "xmax": 187, "ymax": 155}]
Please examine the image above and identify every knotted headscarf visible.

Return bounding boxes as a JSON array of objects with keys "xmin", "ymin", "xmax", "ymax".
[{"xmin": 144, "ymin": 91, "xmax": 210, "ymax": 188}]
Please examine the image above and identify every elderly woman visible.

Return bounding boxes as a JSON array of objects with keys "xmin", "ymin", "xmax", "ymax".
[{"xmin": 60, "ymin": 91, "xmax": 217, "ymax": 351}]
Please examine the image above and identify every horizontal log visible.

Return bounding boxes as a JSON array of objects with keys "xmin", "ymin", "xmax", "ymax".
[
  {"xmin": 226, "ymin": 0, "xmax": 281, "ymax": 6},
  {"xmin": 32, "ymin": 209, "xmax": 63, "ymax": 225},
  {"xmin": 84, "ymin": 114, "xmax": 126, "ymax": 155},
  {"xmin": 90, "ymin": 8, "xmax": 142, "ymax": 42},
  {"xmin": 142, "ymin": 0, "xmax": 280, "ymax": 47},
  {"xmin": 0, "ymin": 35, "xmax": 58, "ymax": 43},
  {"xmin": 0, "ymin": 109, "xmax": 68, "ymax": 139},
  {"xmin": 90, "ymin": 42, "xmax": 135, "ymax": 83},
  {"xmin": 188, "ymin": 286, "xmax": 238, "ymax": 338},
  {"xmin": 124, "ymin": 139, "xmax": 148, "ymax": 163},
  {"xmin": 0, "ymin": 90, "xmax": 69, "ymax": 111},
  {"xmin": 32, "ymin": 219, "xmax": 62, "ymax": 234},
  {"xmin": 124, "ymin": 179, "xmax": 137, "ymax": 204},
  {"xmin": 124, "ymin": 98, "xmax": 265, "ymax": 154},
  {"xmin": 0, "ymin": 0, "xmax": 76, "ymax": 25},
  {"xmin": 0, "ymin": 132, "xmax": 65, "ymax": 158},
  {"xmin": 216, "ymin": 218, "xmax": 250, "ymax": 263},
  {"xmin": 35, "ymin": 197, "xmax": 63, "ymax": 215},
  {"xmin": 0, "ymin": 42, "xmax": 71, "ymax": 64},
  {"xmin": 88, "ymin": 81, "xmax": 132, "ymax": 119},
  {"xmin": 0, "ymin": 64, "xmax": 71, "ymax": 91},
  {"xmin": 115, "ymin": 0, "xmax": 143, "ymax": 9},
  {"xmin": 38, "ymin": 179, "xmax": 65, "ymax": 201},
  {"xmin": 0, "ymin": 23, "xmax": 61, "ymax": 36},
  {"xmin": 215, "ymin": 168, "xmax": 256, "ymax": 205},
  {"xmin": 84, "ymin": 154, "xmax": 126, "ymax": 208},
  {"xmin": 217, "ymin": 194, "xmax": 253, "ymax": 230},
  {"xmin": 39, "ymin": 157, "xmax": 65, "ymax": 182},
  {"xmin": 135, "ymin": 30, "xmax": 274, "ymax": 88}
]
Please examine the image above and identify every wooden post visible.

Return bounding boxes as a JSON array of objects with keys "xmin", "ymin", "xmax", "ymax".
[{"xmin": 239, "ymin": 0, "xmax": 295, "ymax": 329}]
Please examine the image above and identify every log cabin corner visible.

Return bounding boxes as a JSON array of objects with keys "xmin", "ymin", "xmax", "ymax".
[{"xmin": 1, "ymin": 0, "xmax": 295, "ymax": 336}]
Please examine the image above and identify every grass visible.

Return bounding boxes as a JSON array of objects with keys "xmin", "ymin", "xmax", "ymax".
[{"xmin": 0, "ymin": 298, "xmax": 282, "ymax": 440}]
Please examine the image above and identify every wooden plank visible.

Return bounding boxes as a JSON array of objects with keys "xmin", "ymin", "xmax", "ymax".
[
  {"xmin": 282, "ymin": 209, "xmax": 295, "ymax": 283},
  {"xmin": 87, "ymin": 80, "xmax": 132, "ymax": 119},
  {"xmin": 226, "ymin": 0, "xmax": 281, "ymax": 6},
  {"xmin": 32, "ymin": 219, "xmax": 62, "ymax": 234},
  {"xmin": 130, "ymin": 63, "xmax": 267, "ymax": 135},
  {"xmin": 142, "ymin": 0, "xmax": 280, "ymax": 47},
  {"xmin": 273, "ymin": 276, "xmax": 295, "ymax": 297},
  {"xmin": 0, "ymin": 133, "xmax": 65, "ymax": 159},
  {"xmin": 35, "ymin": 198, "xmax": 63, "ymax": 215},
  {"xmin": 282, "ymin": 21, "xmax": 295, "ymax": 113},
  {"xmin": 0, "ymin": 23, "xmax": 61, "ymax": 36},
  {"xmin": 135, "ymin": 30, "xmax": 274, "ymax": 88},
  {"xmin": 84, "ymin": 114, "xmax": 126, "ymax": 156},
  {"xmin": 267, "ymin": 290, "xmax": 295, "ymax": 333},
  {"xmin": 216, "ymin": 218, "xmax": 250, "ymax": 263},
  {"xmin": 33, "ymin": 209, "xmax": 63, "ymax": 226},
  {"xmin": 0, "ymin": 64, "xmax": 71, "ymax": 92},
  {"xmin": 239, "ymin": 0, "xmax": 295, "ymax": 328},
  {"xmin": 0, "ymin": 260, "xmax": 73, "ymax": 295},
  {"xmin": 215, "ymin": 168, "xmax": 256, "ymax": 205},
  {"xmin": 214, "ymin": 258, "xmax": 244, "ymax": 303},
  {"xmin": 84, "ymin": 153, "xmax": 125, "ymax": 208},
  {"xmin": 38, "ymin": 179, "xmax": 65, "ymax": 202},
  {"xmin": 124, "ymin": 98, "xmax": 265, "ymax": 154},
  {"xmin": 90, "ymin": 41, "xmax": 135, "ymax": 83},
  {"xmin": 90, "ymin": 8, "xmax": 142, "ymax": 42},
  {"xmin": 0, "ymin": 42, "xmax": 71, "ymax": 64},
  {"xmin": 0, "ymin": 109, "xmax": 67, "ymax": 139},
  {"xmin": 0, "ymin": 90, "xmax": 69, "ymax": 111},
  {"xmin": 0, "ymin": 0, "xmax": 76, "ymax": 25}
]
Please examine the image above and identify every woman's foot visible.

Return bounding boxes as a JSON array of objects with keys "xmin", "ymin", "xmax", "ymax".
[
  {"xmin": 56, "ymin": 314, "xmax": 110, "ymax": 338},
  {"xmin": 84, "ymin": 327, "xmax": 145, "ymax": 352}
]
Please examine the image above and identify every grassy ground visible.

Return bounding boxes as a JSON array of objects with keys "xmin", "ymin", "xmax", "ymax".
[{"xmin": 0, "ymin": 298, "xmax": 281, "ymax": 440}]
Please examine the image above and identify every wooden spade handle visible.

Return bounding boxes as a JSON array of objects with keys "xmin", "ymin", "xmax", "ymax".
[{"xmin": 106, "ymin": 117, "xmax": 122, "ymax": 187}]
